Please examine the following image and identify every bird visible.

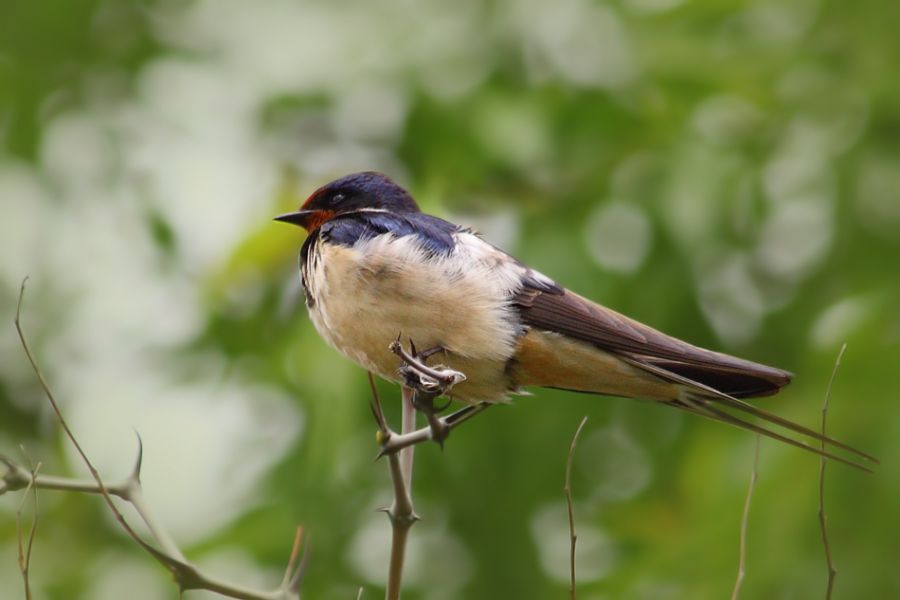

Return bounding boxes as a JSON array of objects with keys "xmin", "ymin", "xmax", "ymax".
[{"xmin": 276, "ymin": 171, "xmax": 876, "ymax": 471}]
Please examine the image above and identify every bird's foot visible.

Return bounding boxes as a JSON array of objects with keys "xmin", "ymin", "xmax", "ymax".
[
  {"xmin": 389, "ymin": 339, "xmax": 466, "ymax": 449},
  {"xmin": 390, "ymin": 340, "xmax": 464, "ymax": 392}
]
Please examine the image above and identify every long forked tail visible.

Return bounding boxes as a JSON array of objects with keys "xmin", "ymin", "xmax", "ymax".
[{"xmin": 620, "ymin": 357, "xmax": 879, "ymax": 473}]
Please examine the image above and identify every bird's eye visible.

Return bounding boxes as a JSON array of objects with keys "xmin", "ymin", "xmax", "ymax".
[{"xmin": 331, "ymin": 193, "xmax": 345, "ymax": 204}]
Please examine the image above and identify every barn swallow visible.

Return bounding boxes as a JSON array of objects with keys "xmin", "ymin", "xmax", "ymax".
[{"xmin": 276, "ymin": 171, "xmax": 876, "ymax": 470}]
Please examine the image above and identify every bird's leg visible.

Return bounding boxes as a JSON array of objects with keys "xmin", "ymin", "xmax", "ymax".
[{"xmin": 388, "ymin": 339, "xmax": 470, "ymax": 449}]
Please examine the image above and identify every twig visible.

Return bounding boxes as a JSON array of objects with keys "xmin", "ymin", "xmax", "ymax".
[
  {"xmin": 369, "ymin": 372, "xmax": 420, "ymax": 600},
  {"xmin": 564, "ymin": 417, "xmax": 588, "ymax": 600},
  {"xmin": 10, "ymin": 279, "xmax": 304, "ymax": 600},
  {"xmin": 2, "ymin": 450, "xmax": 306, "ymax": 599},
  {"xmin": 820, "ymin": 344, "xmax": 846, "ymax": 600},
  {"xmin": 385, "ymin": 388, "xmax": 418, "ymax": 600},
  {"xmin": 15, "ymin": 280, "xmax": 171, "ymax": 562},
  {"xmin": 376, "ymin": 403, "xmax": 490, "ymax": 457},
  {"xmin": 731, "ymin": 434, "xmax": 760, "ymax": 600},
  {"xmin": 15, "ymin": 456, "xmax": 40, "ymax": 600},
  {"xmin": 370, "ymin": 337, "xmax": 474, "ymax": 600},
  {"xmin": 15, "ymin": 281, "xmax": 148, "ymax": 547}
]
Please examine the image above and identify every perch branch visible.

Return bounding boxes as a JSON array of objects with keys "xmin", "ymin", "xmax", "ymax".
[
  {"xmin": 564, "ymin": 416, "xmax": 588, "ymax": 600},
  {"xmin": 819, "ymin": 343, "xmax": 846, "ymax": 600},
  {"xmin": 371, "ymin": 338, "xmax": 471, "ymax": 600},
  {"xmin": 386, "ymin": 387, "xmax": 418, "ymax": 600},
  {"xmin": 369, "ymin": 374, "xmax": 419, "ymax": 600}
]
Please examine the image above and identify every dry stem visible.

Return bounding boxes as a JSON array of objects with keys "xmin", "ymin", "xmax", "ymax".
[
  {"xmin": 819, "ymin": 343, "xmax": 846, "ymax": 600},
  {"xmin": 369, "ymin": 338, "xmax": 474, "ymax": 600},
  {"xmin": 731, "ymin": 434, "xmax": 760, "ymax": 600},
  {"xmin": 564, "ymin": 416, "xmax": 588, "ymax": 600},
  {"xmin": 386, "ymin": 388, "xmax": 418, "ymax": 600},
  {"xmin": 15, "ymin": 456, "xmax": 40, "ymax": 600}
]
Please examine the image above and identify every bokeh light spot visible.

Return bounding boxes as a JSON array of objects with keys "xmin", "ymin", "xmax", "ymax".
[{"xmin": 585, "ymin": 202, "xmax": 652, "ymax": 274}]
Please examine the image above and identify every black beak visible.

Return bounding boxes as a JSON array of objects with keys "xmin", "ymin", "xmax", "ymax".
[{"xmin": 274, "ymin": 210, "xmax": 315, "ymax": 229}]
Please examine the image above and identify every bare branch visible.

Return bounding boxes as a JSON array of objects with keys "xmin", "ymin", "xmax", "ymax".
[
  {"xmin": 383, "ymin": 387, "xmax": 419, "ymax": 600},
  {"xmin": 16, "ymin": 456, "xmax": 41, "ymax": 600},
  {"xmin": 731, "ymin": 434, "xmax": 760, "ymax": 600},
  {"xmin": 11, "ymin": 279, "xmax": 303, "ymax": 600},
  {"xmin": 564, "ymin": 416, "xmax": 588, "ymax": 600},
  {"xmin": 820, "ymin": 343, "xmax": 846, "ymax": 600},
  {"xmin": 2, "ymin": 452, "xmax": 312, "ymax": 599},
  {"xmin": 15, "ymin": 280, "xmax": 162, "ymax": 556},
  {"xmin": 376, "ymin": 404, "xmax": 489, "ymax": 457},
  {"xmin": 370, "ymin": 370, "xmax": 419, "ymax": 600},
  {"xmin": 376, "ymin": 338, "xmax": 485, "ymax": 598},
  {"xmin": 372, "ymin": 336, "xmax": 476, "ymax": 600}
]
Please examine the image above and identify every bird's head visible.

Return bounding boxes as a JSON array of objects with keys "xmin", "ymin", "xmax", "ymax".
[{"xmin": 274, "ymin": 171, "xmax": 420, "ymax": 231}]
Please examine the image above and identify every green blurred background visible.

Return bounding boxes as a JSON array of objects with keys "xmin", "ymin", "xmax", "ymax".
[{"xmin": 1, "ymin": 0, "xmax": 898, "ymax": 598}]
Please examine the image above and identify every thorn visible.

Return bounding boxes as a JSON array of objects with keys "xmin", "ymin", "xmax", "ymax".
[{"xmin": 131, "ymin": 431, "xmax": 144, "ymax": 482}]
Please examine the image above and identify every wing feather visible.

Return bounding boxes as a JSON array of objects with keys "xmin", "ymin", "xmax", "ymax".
[
  {"xmin": 511, "ymin": 282, "xmax": 879, "ymax": 468},
  {"xmin": 513, "ymin": 287, "xmax": 792, "ymax": 398}
]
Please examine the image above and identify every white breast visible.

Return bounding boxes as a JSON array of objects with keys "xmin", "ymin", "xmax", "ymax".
[{"xmin": 304, "ymin": 231, "xmax": 529, "ymax": 402}]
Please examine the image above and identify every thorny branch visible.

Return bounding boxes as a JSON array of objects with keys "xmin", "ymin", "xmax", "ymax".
[
  {"xmin": 564, "ymin": 416, "xmax": 588, "ymax": 600},
  {"xmin": 820, "ymin": 344, "xmax": 847, "ymax": 600},
  {"xmin": 2, "ymin": 279, "xmax": 306, "ymax": 600},
  {"xmin": 369, "ymin": 373, "xmax": 419, "ymax": 600},
  {"xmin": 370, "ymin": 339, "xmax": 472, "ymax": 600},
  {"xmin": 375, "ymin": 402, "xmax": 489, "ymax": 457}
]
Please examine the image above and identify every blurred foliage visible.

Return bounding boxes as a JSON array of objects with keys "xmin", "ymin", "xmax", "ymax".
[{"xmin": 2, "ymin": 0, "xmax": 899, "ymax": 599}]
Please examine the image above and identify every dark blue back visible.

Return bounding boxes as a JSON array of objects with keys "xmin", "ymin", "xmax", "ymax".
[{"xmin": 321, "ymin": 211, "xmax": 459, "ymax": 256}]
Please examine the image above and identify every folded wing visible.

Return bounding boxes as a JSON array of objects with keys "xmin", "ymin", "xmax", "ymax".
[
  {"xmin": 512, "ymin": 284, "xmax": 876, "ymax": 470},
  {"xmin": 514, "ymin": 286, "xmax": 792, "ymax": 399}
]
